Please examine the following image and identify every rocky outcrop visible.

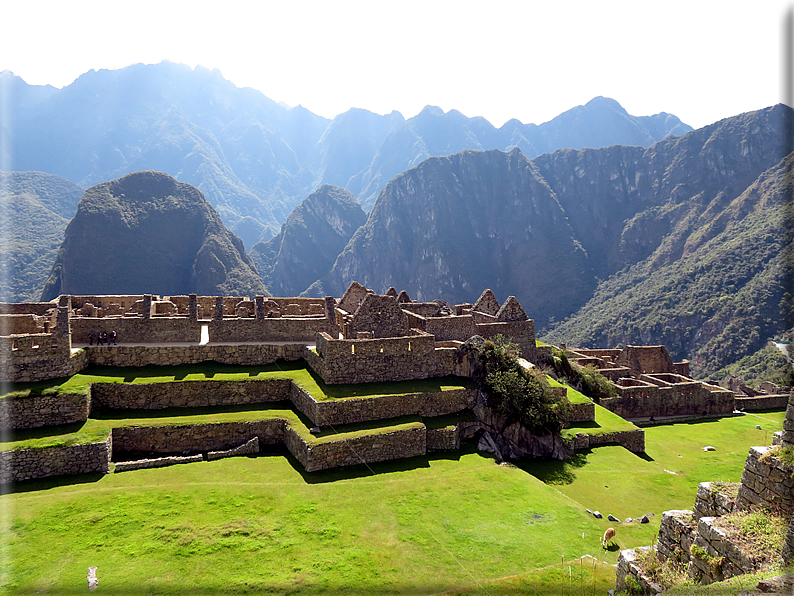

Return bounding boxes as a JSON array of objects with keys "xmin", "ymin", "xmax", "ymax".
[
  {"xmin": 41, "ymin": 171, "xmax": 267, "ymax": 299},
  {"xmin": 250, "ymin": 185, "xmax": 366, "ymax": 296}
]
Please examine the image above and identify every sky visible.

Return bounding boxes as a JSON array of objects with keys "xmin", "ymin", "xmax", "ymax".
[{"xmin": 1, "ymin": 1, "xmax": 792, "ymax": 130}]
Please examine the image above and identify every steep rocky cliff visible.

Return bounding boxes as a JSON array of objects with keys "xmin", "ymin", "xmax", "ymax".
[
  {"xmin": 308, "ymin": 148, "xmax": 595, "ymax": 325},
  {"xmin": 250, "ymin": 185, "xmax": 366, "ymax": 297},
  {"xmin": 311, "ymin": 105, "xmax": 792, "ymax": 377},
  {"xmin": 40, "ymin": 171, "xmax": 267, "ymax": 299}
]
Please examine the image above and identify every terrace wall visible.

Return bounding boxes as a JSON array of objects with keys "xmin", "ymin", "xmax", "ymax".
[
  {"xmin": 90, "ymin": 380, "xmax": 292, "ymax": 410},
  {"xmin": 84, "ymin": 343, "xmax": 307, "ymax": 368},
  {"xmin": 111, "ymin": 420, "xmax": 286, "ymax": 454},
  {"xmin": 693, "ymin": 482, "xmax": 739, "ymax": 520},
  {"xmin": 0, "ymin": 435, "xmax": 111, "ymax": 483},
  {"xmin": 71, "ymin": 317, "xmax": 201, "ymax": 343},
  {"xmin": 289, "ymin": 383, "xmax": 477, "ymax": 427},
  {"xmin": 735, "ymin": 446, "xmax": 794, "ymax": 515},
  {"xmin": 207, "ymin": 317, "xmax": 335, "ymax": 343},
  {"xmin": 0, "ymin": 392, "xmax": 89, "ymax": 430},
  {"xmin": 306, "ymin": 331, "xmax": 456, "ymax": 384},
  {"xmin": 600, "ymin": 381, "xmax": 734, "ymax": 419},
  {"xmin": 567, "ymin": 429, "xmax": 645, "ymax": 453},
  {"xmin": 285, "ymin": 424, "xmax": 427, "ymax": 473},
  {"xmin": 735, "ymin": 395, "xmax": 790, "ymax": 411}
]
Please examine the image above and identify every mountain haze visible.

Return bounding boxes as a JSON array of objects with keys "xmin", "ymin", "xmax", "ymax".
[
  {"xmin": 2, "ymin": 63, "xmax": 691, "ymax": 248},
  {"xmin": 0, "ymin": 171, "xmax": 84, "ymax": 302}
]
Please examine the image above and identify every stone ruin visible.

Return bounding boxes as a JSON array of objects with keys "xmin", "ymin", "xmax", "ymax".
[
  {"xmin": 616, "ymin": 391, "xmax": 794, "ymax": 593},
  {"xmin": 0, "ymin": 280, "xmax": 781, "ymax": 483}
]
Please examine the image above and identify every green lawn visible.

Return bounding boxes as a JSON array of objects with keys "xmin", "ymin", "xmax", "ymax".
[
  {"xmin": 1, "ymin": 410, "xmax": 786, "ymax": 594},
  {"xmin": 1, "ymin": 361, "xmax": 475, "ymax": 402}
]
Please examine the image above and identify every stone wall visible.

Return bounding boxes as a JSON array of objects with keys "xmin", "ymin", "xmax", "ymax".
[
  {"xmin": 306, "ymin": 331, "xmax": 456, "ymax": 384},
  {"xmin": 85, "ymin": 343, "xmax": 307, "ymax": 368},
  {"xmin": 287, "ymin": 424, "xmax": 427, "ymax": 473},
  {"xmin": 735, "ymin": 446, "xmax": 794, "ymax": 515},
  {"xmin": 475, "ymin": 320, "xmax": 537, "ymax": 360},
  {"xmin": 425, "ymin": 316, "xmax": 478, "ymax": 342},
  {"xmin": 207, "ymin": 317, "xmax": 336, "ymax": 343},
  {"xmin": 656, "ymin": 510, "xmax": 697, "ymax": 566},
  {"xmin": 735, "ymin": 395, "xmax": 790, "ymax": 411},
  {"xmin": 112, "ymin": 420, "xmax": 286, "ymax": 454},
  {"xmin": 0, "ymin": 302, "xmax": 56, "ymax": 316},
  {"xmin": 0, "ymin": 333, "xmax": 75, "ymax": 383},
  {"xmin": 426, "ymin": 425, "xmax": 459, "ymax": 451},
  {"xmin": 0, "ymin": 392, "xmax": 89, "ymax": 430},
  {"xmin": 567, "ymin": 429, "xmax": 645, "ymax": 453},
  {"xmin": 90, "ymin": 380, "xmax": 292, "ymax": 410},
  {"xmin": 693, "ymin": 482, "xmax": 739, "ymax": 520},
  {"xmin": 0, "ymin": 314, "xmax": 47, "ymax": 335},
  {"xmin": 601, "ymin": 382, "xmax": 734, "ymax": 419},
  {"xmin": 115, "ymin": 454, "xmax": 203, "ymax": 472},
  {"xmin": 346, "ymin": 294, "xmax": 410, "ymax": 339},
  {"xmin": 615, "ymin": 547, "xmax": 664, "ymax": 595},
  {"xmin": 207, "ymin": 437, "xmax": 260, "ymax": 461},
  {"xmin": 567, "ymin": 401, "xmax": 595, "ymax": 423},
  {"xmin": 0, "ymin": 435, "xmax": 111, "ymax": 483},
  {"xmin": 290, "ymin": 383, "xmax": 477, "ymax": 427},
  {"xmin": 69, "ymin": 295, "xmax": 146, "ymax": 311},
  {"xmin": 71, "ymin": 316, "xmax": 200, "ymax": 344},
  {"xmin": 688, "ymin": 516, "xmax": 759, "ymax": 583}
]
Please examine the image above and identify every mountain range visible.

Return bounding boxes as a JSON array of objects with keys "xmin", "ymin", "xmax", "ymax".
[
  {"xmin": 303, "ymin": 105, "xmax": 792, "ymax": 378},
  {"xmin": 1, "ymin": 61, "xmax": 690, "ymax": 249}
]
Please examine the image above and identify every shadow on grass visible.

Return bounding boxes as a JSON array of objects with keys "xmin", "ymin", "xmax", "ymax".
[
  {"xmin": 86, "ymin": 360, "xmax": 305, "ymax": 384},
  {"xmin": 2, "ymin": 471, "xmax": 105, "ymax": 494},
  {"xmin": 516, "ymin": 450, "xmax": 591, "ymax": 485},
  {"xmin": 304, "ymin": 366, "xmax": 475, "ymax": 400},
  {"xmin": 1, "ymin": 421, "xmax": 87, "ymax": 443},
  {"xmin": 287, "ymin": 445, "xmax": 479, "ymax": 484},
  {"xmin": 90, "ymin": 401, "xmax": 294, "ymax": 421}
]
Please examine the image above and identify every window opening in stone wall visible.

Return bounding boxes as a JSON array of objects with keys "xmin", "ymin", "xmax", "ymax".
[
  {"xmin": 200, "ymin": 324, "xmax": 209, "ymax": 345},
  {"xmin": 351, "ymin": 344, "xmax": 355, "ymax": 355},
  {"xmin": 408, "ymin": 342, "xmax": 412, "ymax": 352},
  {"xmin": 380, "ymin": 346, "xmax": 384, "ymax": 353},
  {"xmin": 32, "ymin": 342, "xmax": 39, "ymax": 349},
  {"xmin": 11, "ymin": 340, "xmax": 18, "ymax": 351}
]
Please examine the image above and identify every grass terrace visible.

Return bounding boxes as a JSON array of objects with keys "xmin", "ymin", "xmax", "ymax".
[
  {"xmin": 0, "ymin": 360, "xmax": 475, "ymax": 402},
  {"xmin": 1, "ymin": 409, "xmax": 787, "ymax": 594}
]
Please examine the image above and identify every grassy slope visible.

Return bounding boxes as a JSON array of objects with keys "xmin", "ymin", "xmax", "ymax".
[{"xmin": 1, "ymin": 410, "xmax": 786, "ymax": 594}]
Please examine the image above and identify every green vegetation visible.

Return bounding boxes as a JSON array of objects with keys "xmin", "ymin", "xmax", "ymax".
[
  {"xmin": 561, "ymin": 404, "xmax": 639, "ymax": 440},
  {"xmin": 1, "ymin": 361, "xmax": 474, "ymax": 402},
  {"xmin": 710, "ymin": 343, "xmax": 794, "ymax": 387},
  {"xmin": 545, "ymin": 347, "xmax": 617, "ymax": 401},
  {"xmin": 475, "ymin": 337, "xmax": 570, "ymax": 434},
  {"xmin": 0, "ymin": 170, "xmax": 83, "ymax": 301},
  {"xmin": 718, "ymin": 507, "xmax": 788, "ymax": 564},
  {"xmin": 544, "ymin": 149, "xmax": 794, "ymax": 380},
  {"xmin": 634, "ymin": 546, "xmax": 687, "ymax": 590},
  {"xmin": 0, "ymin": 404, "xmax": 787, "ymax": 593}
]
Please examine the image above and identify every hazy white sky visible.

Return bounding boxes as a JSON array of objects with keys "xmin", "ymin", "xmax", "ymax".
[{"xmin": 1, "ymin": 1, "xmax": 791, "ymax": 129}]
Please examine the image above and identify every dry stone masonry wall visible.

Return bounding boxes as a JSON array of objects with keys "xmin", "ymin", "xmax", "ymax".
[
  {"xmin": 0, "ymin": 436, "xmax": 111, "ymax": 483},
  {"xmin": 0, "ymin": 392, "xmax": 89, "ymax": 430}
]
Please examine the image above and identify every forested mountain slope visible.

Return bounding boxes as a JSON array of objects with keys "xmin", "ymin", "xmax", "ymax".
[
  {"xmin": 41, "ymin": 171, "xmax": 266, "ymax": 299},
  {"xmin": 0, "ymin": 171, "xmax": 84, "ymax": 301}
]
